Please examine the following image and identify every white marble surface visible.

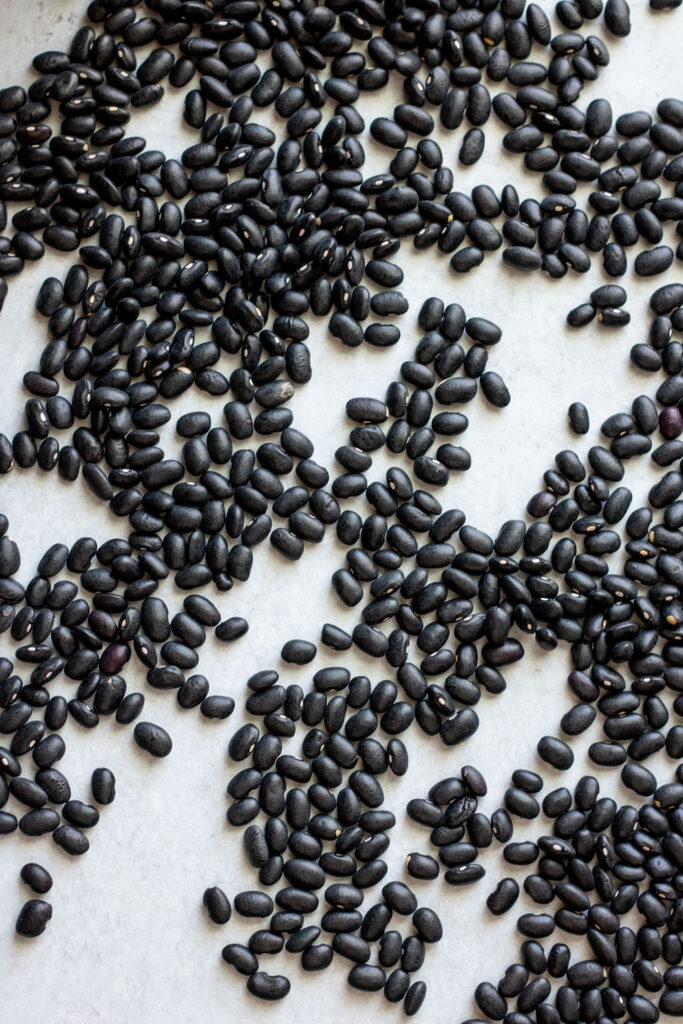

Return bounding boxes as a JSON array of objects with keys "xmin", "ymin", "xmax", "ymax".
[{"xmin": 0, "ymin": 2, "xmax": 681, "ymax": 1022}]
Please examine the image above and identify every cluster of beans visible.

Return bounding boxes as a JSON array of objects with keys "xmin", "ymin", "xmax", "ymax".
[
  {"xmin": 213, "ymin": 734, "xmax": 453, "ymax": 1008},
  {"xmin": 0, "ymin": 520, "xmax": 243, "ymax": 934},
  {"xmin": 334, "ymin": 297, "xmax": 509, "ymax": 495},
  {"xmin": 207, "ymin": 282, "xmax": 683, "ymax": 1009},
  {"xmin": 215, "ymin": 874, "xmax": 441, "ymax": 1010},
  {"xmin": 0, "ymin": 0, "xmax": 677, "ymax": 331},
  {"xmin": 0, "ymin": 0, "xmax": 681, "ymax": 1018},
  {"xmin": 15, "ymin": 862, "xmax": 55, "ymax": 937},
  {"xmin": 567, "ymin": 283, "xmax": 629, "ymax": 327},
  {"xmin": 476, "ymin": 773, "xmax": 683, "ymax": 1024},
  {"xmin": 0, "ymin": 0, "xmax": 679, "ymax": 348},
  {"xmin": 407, "ymin": 765, "xmax": 490, "ymax": 885}
]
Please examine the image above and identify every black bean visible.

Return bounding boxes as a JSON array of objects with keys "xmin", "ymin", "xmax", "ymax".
[
  {"xmin": 481, "ymin": 372, "xmax": 511, "ymax": 407},
  {"xmin": 246, "ymin": 972, "xmax": 290, "ymax": 1001},
  {"xmin": 214, "ymin": 615, "xmax": 249, "ymax": 645},
  {"xmin": 384, "ymin": 968, "xmax": 410, "ymax": 1003},
  {"xmin": 487, "ymin": 877, "xmax": 520, "ymax": 915},
  {"xmin": 300, "ymin": 943, "xmax": 332, "ymax": 971},
  {"xmin": 604, "ymin": 0, "xmax": 631, "ymax": 35},
  {"xmin": 222, "ymin": 943, "xmax": 258, "ymax": 976},
  {"xmin": 133, "ymin": 721, "xmax": 172, "ymax": 758},
  {"xmin": 537, "ymin": 735, "xmax": 574, "ymax": 769},
  {"xmin": 404, "ymin": 981, "xmax": 427, "ymax": 1016},
  {"xmin": 589, "ymin": 741, "xmax": 627, "ymax": 766},
  {"xmin": 19, "ymin": 861, "xmax": 52, "ymax": 895},
  {"xmin": 524, "ymin": 874, "xmax": 555, "ymax": 905},
  {"xmin": 635, "ymin": 246, "xmax": 674, "ymax": 276},
  {"xmin": 517, "ymin": 912, "xmax": 555, "ymax": 938},
  {"xmin": 203, "ymin": 887, "xmax": 231, "ymax": 925},
  {"xmin": 234, "ymin": 891, "xmax": 274, "ymax": 918},
  {"xmin": 476, "ymin": 982, "xmax": 507, "ymax": 1019},
  {"xmin": 505, "ymin": 788, "xmax": 540, "ymax": 819},
  {"xmin": 52, "ymin": 824, "xmax": 89, "ymax": 856},
  {"xmin": 62, "ymin": 800, "xmax": 99, "ymax": 829},
  {"xmin": 443, "ymin": 862, "xmax": 485, "ymax": 885},
  {"xmin": 460, "ymin": 128, "xmax": 485, "ymax": 165},
  {"xmin": 16, "ymin": 899, "xmax": 52, "ymax": 937},
  {"xmin": 200, "ymin": 696, "xmax": 234, "ymax": 721},
  {"xmin": 503, "ymin": 246, "xmax": 543, "ymax": 271},
  {"xmin": 567, "ymin": 303, "xmax": 596, "ymax": 328},
  {"xmin": 348, "ymin": 964, "xmax": 386, "ymax": 991}
]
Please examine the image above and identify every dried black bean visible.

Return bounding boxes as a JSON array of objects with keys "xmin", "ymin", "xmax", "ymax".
[
  {"xmin": 20, "ymin": 862, "xmax": 52, "ymax": 894},
  {"xmin": 203, "ymin": 887, "xmax": 231, "ymax": 925},
  {"xmin": 348, "ymin": 964, "xmax": 386, "ymax": 991},
  {"xmin": 246, "ymin": 972, "xmax": 290, "ymax": 1001},
  {"xmin": 16, "ymin": 899, "xmax": 52, "ymax": 937},
  {"xmin": 133, "ymin": 721, "xmax": 172, "ymax": 758}
]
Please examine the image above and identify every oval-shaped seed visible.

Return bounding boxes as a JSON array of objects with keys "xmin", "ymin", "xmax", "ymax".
[
  {"xmin": 475, "ymin": 981, "xmax": 507, "ymax": 1019},
  {"xmin": 382, "ymin": 881, "xmax": 417, "ymax": 916},
  {"xmin": 517, "ymin": 913, "xmax": 556, "ymax": 938},
  {"xmin": 537, "ymin": 735, "xmax": 574, "ymax": 769},
  {"xmin": 222, "ymin": 943, "xmax": 258, "ymax": 975},
  {"xmin": 406, "ymin": 853, "xmax": 439, "ymax": 880},
  {"xmin": 20, "ymin": 862, "xmax": 52, "ymax": 894},
  {"xmin": 348, "ymin": 964, "xmax": 386, "ymax": 991},
  {"xmin": 16, "ymin": 899, "xmax": 52, "ymax": 937},
  {"xmin": 487, "ymin": 877, "xmax": 520, "ymax": 915},
  {"xmin": 52, "ymin": 824, "xmax": 89, "ymax": 856},
  {"xmin": 246, "ymin": 972, "xmax": 291, "ymax": 1001},
  {"xmin": 133, "ymin": 721, "xmax": 172, "ymax": 758},
  {"xmin": 635, "ymin": 246, "xmax": 674, "ymax": 277},
  {"xmin": 405, "ymin": 981, "xmax": 427, "ymax": 1016},
  {"xmin": 91, "ymin": 767, "xmax": 115, "ymax": 805},
  {"xmin": 203, "ymin": 886, "xmax": 231, "ymax": 924},
  {"xmin": 234, "ymin": 891, "xmax": 274, "ymax": 918},
  {"xmin": 281, "ymin": 639, "xmax": 316, "ymax": 664}
]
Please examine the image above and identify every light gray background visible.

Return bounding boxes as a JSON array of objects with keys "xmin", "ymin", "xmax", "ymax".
[{"xmin": 0, "ymin": 2, "xmax": 681, "ymax": 1021}]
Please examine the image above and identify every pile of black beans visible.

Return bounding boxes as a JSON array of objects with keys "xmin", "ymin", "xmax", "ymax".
[
  {"xmin": 0, "ymin": 0, "xmax": 682, "ymax": 1018},
  {"xmin": 477, "ymin": 772, "xmax": 683, "ymax": 1024},
  {"xmin": 217, "ymin": 875, "xmax": 441, "ymax": 1010}
]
